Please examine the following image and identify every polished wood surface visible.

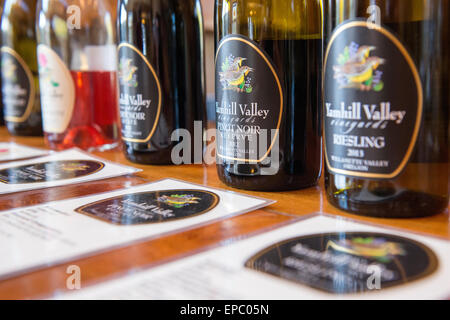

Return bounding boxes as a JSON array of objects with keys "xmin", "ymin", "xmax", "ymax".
[{"xmin": 0, "ymin": 127, "xmax": 448, "ymax": 299}]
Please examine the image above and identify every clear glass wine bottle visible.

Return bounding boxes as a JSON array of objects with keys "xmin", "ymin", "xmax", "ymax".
[{"xmin": 36, "ymin": 0, "xmax": 120, "ymax": 151}]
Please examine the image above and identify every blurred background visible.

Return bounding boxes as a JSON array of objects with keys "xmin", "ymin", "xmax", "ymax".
[{"xmin": 201, "ymin": 0, "xmax": 215, "ymax": 97}]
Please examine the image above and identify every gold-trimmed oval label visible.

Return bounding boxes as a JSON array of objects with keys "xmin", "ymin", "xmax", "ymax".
[
  {"xmin": 0, "ymin": 160, "xmax": 104, "ymax": 184},
  {"xmin": 75, "ymin": 189, "xmax": 220, "ymax": 225},
  {"xmin": 1, "ymin": 47, "xmax": 35, "ymax": 123},
  {"xmin": 118, "ymin": 43, "xmax": 162, "ymax": 144},
  {"xmin": 215, "ymin": 35, "xmax": 283, "ymax": 163},
  {"xmin": 246, "ymin": 232, "xmax": 438, "ymax": 294},
  {"xmin": 324, "ymin": 21, "xmax": 423, "ymax": 179}
]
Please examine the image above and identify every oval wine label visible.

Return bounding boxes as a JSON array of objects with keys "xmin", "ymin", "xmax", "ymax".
[
  {"xmin": 246, "ymin": 232, "xmax": 438, "ymax": 294},
  {"xmin": 215, "ymin": 35, "xmax": 283, "ymax": 163},
  {"xmin": 118, "ymin": 43, "xmax": 162, "ymax": 143},
  {"xmin": 0, "ymin": 47, "xmax": 35, "ymax": 123},
  {"xmin": 75, "ymin": 190, "xmax": 220, "ymax": 225},
  {"xmin": 324, "ymin": 21, "xmax": 423, "ymax": 179},
  {"xmin": 37, "ymin": 45, "xmax": 75, "ymax": 134},
  {"xmin": 0, "ymin": 160, "xmax": 104, "ymax": 184}
]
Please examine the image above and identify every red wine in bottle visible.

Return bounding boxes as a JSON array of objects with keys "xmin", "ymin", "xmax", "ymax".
[{"xmin": 50, "ymin": 70, "xmax": 119, "ymax": 151}]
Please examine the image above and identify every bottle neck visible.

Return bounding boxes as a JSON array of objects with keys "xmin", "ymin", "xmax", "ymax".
[{"xmin": 216, "ymin": 0, "xmax": 322, "ymax": 41}]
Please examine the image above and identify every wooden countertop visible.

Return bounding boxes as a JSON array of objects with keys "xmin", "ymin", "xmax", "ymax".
[{"xmin": 0, "ymin": 127, "xmax": 448, "ymax": 299}]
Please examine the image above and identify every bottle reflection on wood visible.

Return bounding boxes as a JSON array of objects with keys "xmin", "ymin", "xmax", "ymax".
[{"xmin": 117, "ymin": 0, "xmax": 206, "ymax": 165}]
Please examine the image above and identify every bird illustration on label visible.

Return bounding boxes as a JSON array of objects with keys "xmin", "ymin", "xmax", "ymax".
[
  {"xmin": 1, "ymin": 57, "xmax": 17, "ymax": 82},
  {"xmin": 326, "ymin": 237, "xmax": 406, "ymax": 263},
  {"xmin": 60, "ymin": 162, "xmax": 91, "ymax": 172},
  {"xmin": 220, "ymin": 55, "xmax": 254, "ymax": 93},
  {"xmin": 119, "ymin": 58, "xmax": 138, "ymax": 88},
  {"xmin": 333, "ymin": 42, "xmax": 385, "ymax": 92},
  {"xmin": 157, "ymin": 194, "xmax": 201, "ymax": 209}
]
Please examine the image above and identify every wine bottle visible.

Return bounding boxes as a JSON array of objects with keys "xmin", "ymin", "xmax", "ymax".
[
  {"xmin": 215, "ymin": 0, "xmax": 323, "ymax": 191},
  {"xmin": 1, "ymin": 0, "xmax": 42, "ymax": 136},
  {"xmin": 117, "ymin": 0, "xmax": 206, "ymax": 165},
  {"xmin": 323, "ymin": 0, "xmax": 449, "ymax": 218},
  {"xmin": 36, "ymin": 0, "xmax": 120, "ymax": 151}
]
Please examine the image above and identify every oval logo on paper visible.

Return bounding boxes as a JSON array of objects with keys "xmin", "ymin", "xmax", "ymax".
[
  {"xmin": 246, "ymin": 232, "xmax": 438, "ymax": 294},
  {"xmin": 0, "ymin": 160, "xmax": 104, "ymax": 184},
  {"xmin": 118, "ymin": 43, "xmax": 162, "ymax": 144},
  {"xmin": 75, "ymin": 190, "xmax": 220, "ymax": 225}
]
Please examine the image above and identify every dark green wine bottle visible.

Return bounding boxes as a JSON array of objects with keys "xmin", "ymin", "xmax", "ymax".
[
  {"xmin": 215, "ymin": 0, "xmax": 323, "ymax": 191},
  {"xmin": 1, "ymin": 0, "xmax": 42, "ymax": 136},
  {"xmin": 323, "ymin": 0, "xmax": 449, "ymax": 218},
  {"xmin": 117, "ymin": 0, "xmax": 206, "ymax": 165}
]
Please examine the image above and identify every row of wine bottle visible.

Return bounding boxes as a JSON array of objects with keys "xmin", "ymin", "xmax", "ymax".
[
  {"xmin": 215, "ymin": 0, "xmax": 448, "ymax": 219},
  {"xmin": 0, "ymin": 0, "xmax": 448, "ymax": 219}
]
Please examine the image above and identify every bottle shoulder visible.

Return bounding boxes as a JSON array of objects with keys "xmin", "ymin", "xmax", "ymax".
[{"xmin": 215, "ymin": 0, "xmax": 322, "ymax": 41}]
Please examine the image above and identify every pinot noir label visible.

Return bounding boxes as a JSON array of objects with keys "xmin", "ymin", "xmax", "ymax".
[
  {"xmin": 118, "ymin": 43, "xmax": 162, "ymax": 144},
  {"xmin": 215, "ymin": 35, "xmax": 283, "ymax": 163},
  {"xmin": 324, "ymin": 21, "xmax": 423, "ymax": 179}
]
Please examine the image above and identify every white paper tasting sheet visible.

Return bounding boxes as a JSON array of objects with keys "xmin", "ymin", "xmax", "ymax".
[
  {"xmin": 59, "ymin": 215, "xmax": 450, "ymax": 300},
  {"xmin": 0, "ymin": 148, "xmax": 139, "ymax": 195},
  {"xmin": 0, "ymin": 178, "xmax": 274, "ymax": 280},
  {"xmin": 0, "ymin": 142, "xmax": 48, "ymax": 162}
]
